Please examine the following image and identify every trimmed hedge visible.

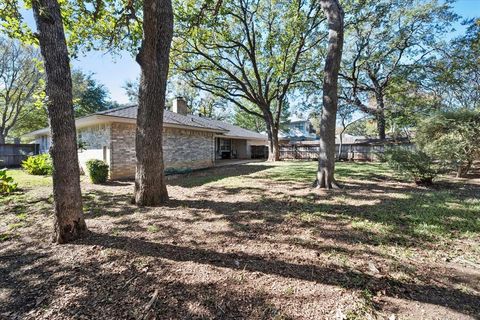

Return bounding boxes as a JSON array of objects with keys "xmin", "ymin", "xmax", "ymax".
[{"xmin": 86, "ymin": 159, "xmax": 109, "ymax": 184}]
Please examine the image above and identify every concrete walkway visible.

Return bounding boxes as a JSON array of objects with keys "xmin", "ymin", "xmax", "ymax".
[{"xmin": 213, "ymin": 159, "xmax": 265, "ymax": 167}]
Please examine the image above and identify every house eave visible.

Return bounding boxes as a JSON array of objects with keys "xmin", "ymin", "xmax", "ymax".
[
  {"xmin": 24, "ymin": 114, "xmax": 228, "ymax": 138},
  {"xmin": 216, "ymin": 134, "xmax": 268, "ymax": 141}
]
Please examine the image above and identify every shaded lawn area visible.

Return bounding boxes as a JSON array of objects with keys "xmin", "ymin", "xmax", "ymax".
[{"xmin": 1, "ymin": 162, "xmax": 479, "ymax": 319}]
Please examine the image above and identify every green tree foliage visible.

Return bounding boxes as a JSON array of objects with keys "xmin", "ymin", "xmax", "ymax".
[
  {"xmin": 427, "ymin": 18, "xmax": 480, "ymax": 110},
  {"xmin": 416, "ymin": 109, "xmax": 480, "ymax": 178},
  {"xmin": 8, "ymin": 105, "xmax": 48, "ymax": 140},
  {"xmin": 8, "ymin": 70, "xmax": 114, "ymax": 139},
  {"xmin": 382, "ymin": 77, "xmax": 441, "ymax": 139},
  {"xmin": 345, "ymin": 118, "xmax": 376, "ymax": 137},
  {"xmin": 233, "ymin": 106, "xmax": 266, "ymax": 133},
  {"xmin": 0, "ymin": 37, "xmax": 43, "ymax": 143},
  {"xmin": 340, "ymin": 0, "xmax": 457, "ymax": 139},
  {"xmin": 173, "ymin": 0, "xmax": 326, "ymax": 161},
  {"xmin": 72, "ymin": 70, "xmax": 112, "ymax": 117}
]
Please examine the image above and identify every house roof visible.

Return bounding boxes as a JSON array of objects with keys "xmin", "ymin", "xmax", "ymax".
[
  {"xmin": 26, "ymin": 105, "xmax": 267, "ymax": 141},
  {"xmin": 187, "ymin": 116, "xmax": 267, "ymax": 140}
]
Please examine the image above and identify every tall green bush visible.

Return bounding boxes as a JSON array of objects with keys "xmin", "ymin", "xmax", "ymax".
[
  {"xmin": 383, "ymin": 148, "xmax": 438, "ymax": 185},
  {"xmin": 22, "ymin": 154, "xmax": 53, "ymax": 175},
  {"xmin": 86, "ymin": 159, "xmax": 109, "ymax": 184},
  {"xmin": 416, "ymin": 110, "xmax": 480, "ymax": 177}
]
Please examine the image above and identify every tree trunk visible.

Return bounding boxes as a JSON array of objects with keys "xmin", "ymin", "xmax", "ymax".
[
  {"xmin": 268, "ymin": 129, "xmax": 280, "ymax": 161},
  {"xmin": 316, "ymin": 0, "xmax": 344, "ymax": 189},
  {"xmin": 264, "ymin": 110, "xmax": 280, "ymax": 161},
  {"xmin": 0, "ymin": 133, "xmax": 5, "ymax": 144},
  {"xmin": 32, "ymin": 0, "xmax": 87, "ymax": 243},
  {"xmin": 134, "ymin": 0, "xmax": 173, "ymax": 206},
  {"xmin": 375, "ymin": 92, "xmax": 386, "ymax": 140}
]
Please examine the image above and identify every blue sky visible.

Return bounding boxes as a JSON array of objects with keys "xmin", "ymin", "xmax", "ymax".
[{"xmin": 22, "ymin": 0, "xmax": 480, "ymax": 104}]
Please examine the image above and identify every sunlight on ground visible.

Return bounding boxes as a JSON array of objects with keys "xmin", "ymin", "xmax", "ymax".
[{"xmin": 1, "ymin": 161, "xmax": 479, "ymax": 319}]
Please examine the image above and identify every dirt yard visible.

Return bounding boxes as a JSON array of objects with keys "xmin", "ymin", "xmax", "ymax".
[{"xmin": 1, "ymin": 162, "xmax": 479, "ymax": 319}]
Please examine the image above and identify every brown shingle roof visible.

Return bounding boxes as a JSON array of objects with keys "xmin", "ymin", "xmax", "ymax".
[{"xmin": 96, "ymin": 105, "xmax": 266, "ymax": 140}]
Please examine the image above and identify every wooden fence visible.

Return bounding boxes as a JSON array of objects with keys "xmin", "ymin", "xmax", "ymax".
[
  {"xmin": 279, "ymin": 142, "xmax": 414, "ymax": 161},
  {"xmin": 0, "ymin": 144, "xmax": 39, "ymax": 167}
]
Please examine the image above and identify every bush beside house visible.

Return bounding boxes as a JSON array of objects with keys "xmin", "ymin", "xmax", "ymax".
[{"xmin": 86, "ymin": 159, "xmax": 109, "ymax": 184}]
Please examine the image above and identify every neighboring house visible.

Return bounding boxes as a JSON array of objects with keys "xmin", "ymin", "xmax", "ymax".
[
  {"xmin": 279, "ymin": 115, "xmax": 318, "ymax": 142},
  {"xmin": 26, "ymin": 98, "xmax": 268, "ymax": 179}
]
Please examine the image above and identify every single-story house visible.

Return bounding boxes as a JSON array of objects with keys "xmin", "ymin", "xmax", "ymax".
[{"xmin": 26, "ymin": 98, "xmax": 268, "ymax": 179}]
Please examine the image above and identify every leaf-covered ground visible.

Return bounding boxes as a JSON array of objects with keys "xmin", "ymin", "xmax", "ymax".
[{"xmin": 1, "ymin": 162, "xmax": 479, "ymax": 319}]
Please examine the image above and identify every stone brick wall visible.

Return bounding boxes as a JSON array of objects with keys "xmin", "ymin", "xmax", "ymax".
[
  {"xmin": 34, "ymin": 122, "xmax": 218, "ymax": 180},
  {"xmin": 109, "ymin": 123, "xmax": 215, "ymax": 179},
  {"xmin": 78, "ymin": 125, "xmax": 110, "ymax": 149},
  {"xmin": 77, "ymin": 124, "xmax": 111, "ymax": 174},
  {"xmin": 110, "ymin": 123, "xmax": 136, "ymax": 179},
  {"xmin": 163, "ymin": 128, "xmax": 215, "ymax": 169}
]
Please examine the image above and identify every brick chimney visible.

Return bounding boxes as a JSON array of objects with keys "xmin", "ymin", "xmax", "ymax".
[{"xmin": 172, "ymin": 97, "xmax": 188, "ymax": 115}]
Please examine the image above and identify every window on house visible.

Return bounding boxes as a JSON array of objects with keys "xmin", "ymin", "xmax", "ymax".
[{"xmin": 219, "ymin": 139, "xmax": 231, "ymax": 151}]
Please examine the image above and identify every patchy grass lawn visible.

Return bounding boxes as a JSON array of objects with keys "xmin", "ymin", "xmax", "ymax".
[
  {"xmin": 1, "ymin": 162, "xmax": 479, "ymax": 319},
  {"xmin": 6, "ymin": 169, "xmax": 53, "ymax": 188}
]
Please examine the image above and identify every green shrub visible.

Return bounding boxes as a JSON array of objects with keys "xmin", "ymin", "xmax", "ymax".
[
  {"xmin": 0, "ymin": 169, "xmax": 18, "ymax": 194},
  {"xmin": 383, "ymin": 148, "xmax": 438, "ymax": 185},
  {"xmin": 22, "ymin": 154, "xmax": 53, "ymax": 175},
  {"xmin": 86, "ymin": 159, "xmax": 109, "ymax": 184},
  {"xmin": 415, "ymin": 109, "xmax": 480, "ymax": 177}
]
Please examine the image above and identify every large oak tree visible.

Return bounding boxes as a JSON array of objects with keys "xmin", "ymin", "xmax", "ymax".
[
  {"xmin": 315, "ymin": 0, "xmax": 344, "ymax": 189},
  {"xmin": 0, "ymin": 37, "xmax": 42, "ymax": 143},
  {"xmin": 134, "ymin": 0, "xmax": 173, "ymax": 205},
  {"xmin": 173, "ymin": 0, "xmax": 326, "ymax": 161},
  {"xmin": 32, "ymin": 0, "xmax": 87, "ymax": 242},
  {"xmin": 39, "ymin": 0, "xmax": 172, "ymax": 206},
  {"xmin": 339, "ymin": 0, "xmax": 456, "ymax": 140}
]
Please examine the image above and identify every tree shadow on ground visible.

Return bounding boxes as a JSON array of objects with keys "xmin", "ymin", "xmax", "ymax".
[
  {"xmin": 82, "ymin": 190, "xmax": 142, "ymax": 218},
  {"xmin": 168, "ymin": 164, "xmax": 273, "ymax": 187},
  {"xmin": 164, "ymin": 186, "xmax": 479, "ymax": 249},
  {"xmin": 72, "ymin": 232, "xmax": 480, "ymax": 317},
  {"xmin": 0, "ymin": 244, "xmax": 286, "ymax": 319},
  {"xmin": 3, "ymin": 162, "xmax": 478, "ymax": 319}
]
